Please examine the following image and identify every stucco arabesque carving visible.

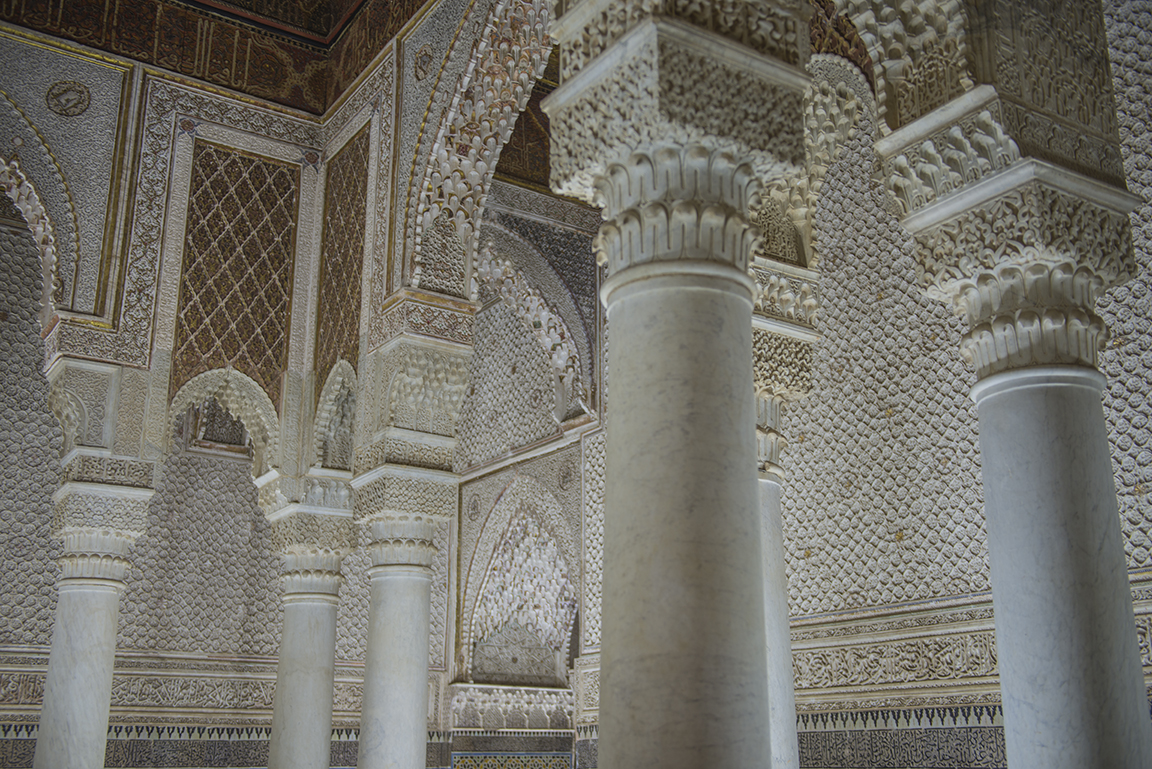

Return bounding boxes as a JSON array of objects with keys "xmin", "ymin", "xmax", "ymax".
[
  {"xmin": 835, "ymin": 0, "xmax": 973, "ymax": 130},
  {"xmin": 0, "ymin": 157, "xmax": 58, "ymax": 327},
  {"xmin": 313, "ymin": 359, "xmax": 357, "ymax": 472},
  {"xmin": 384, "ymin": 344, "xmax": 470, "ymax": 435},
  {"xmin": 792, "ymin": 631, "xmax": 998, "ymax": 691},
  {"xmin": 756, "ymin": 59, "xmax": 860, "ymax": 267},
  {"xmin": 409, "ymin": 0, "xmax": 552, "ymax": 289},
  {"xmin": 543, "ymin": 17, "xmax": 808, "ymax": 208},
  {"xmin": 913, "ymin": 179, "xmax": 1137, "ymax": 379},
  {"xmin": 449, "ymin": 683, "xmax": 573, "ymax": 730},
  {"xmin": 877, "ymin": 86, "xmax": 1022, "ymax": 218},
  {"xmin": 751, "ymin": 265, "xmax": 821, "ymax": 327},
  {"xmin": 168, "ymin": 368, "xmax": 280, "ymax": 493},
  {"xmin": 556, "ymin": 0, "xmax": 807, "ymax": 83},
  {"xmin": 474, "ymin": 244, "xmax": 581, "ymax": 410}
]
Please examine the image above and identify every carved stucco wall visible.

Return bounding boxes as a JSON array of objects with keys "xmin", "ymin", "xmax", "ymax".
[
  {"xmin": 119, "ymin": 451, "xmax": 281, "ymax": 657},
  {"xmin": 783, "ymin": 99, "xmax": 990, "ymax": 617},
  {"xmin": 1101, "ymin": 0, "xmax": 1152, "ymax": 571},
  {"xmin": 0, "ymin": 226, "xmax": 62, "ymax": 648},
  {"xmin": 455, "ymin": 300, "xmax": 560, "ymax": 470}
]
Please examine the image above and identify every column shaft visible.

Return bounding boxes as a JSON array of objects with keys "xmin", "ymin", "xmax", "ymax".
[
  {"xmin": 760, "ymin": 477, "xmax": 799, "ymax": 769},
  {"xmin": 35, "ymin": 578, "xmax": 123, "ymax": 769},
  {"xmin": 358, "ymin": 567, "xmax": 431, "ymax": 769},
  {"xmin": 601, "ymin": 262, "xmax": 770, "ymax": 769},
  {"xmin": 269, "ymin": 554, "xmax": 342, "ymax": 769},
  {"xmin": 972, "ymin": 365, "xmax": 1152, "ymax": 768},
  {"xmin": 357, "ymin": 515, "xmax": 436, "ymax": 769}
]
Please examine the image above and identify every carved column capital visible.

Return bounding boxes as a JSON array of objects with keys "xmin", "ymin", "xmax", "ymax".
[
  {"xmin": 50, "ymin": 483, "xmax": 154, "ymax": 587},
  {"xmin": 543, "ymin": 13, "xmax": 808, "ymax": 204},
  {"xmin": 756, "ymin": 392, "xmax": 789, "ymax": 482},
  {"xmin": 56, "ymin": 528, "xmax": 137, "ymax": 585},
  {"xmin": 365, "ymin": 514, "xmax": 437, "ymax": 570},
  {"xmin": 907, "ymin": 164, "xmax": 1140, "ymax": 379},
  {"xmin": 592, "ymin": 145, "xmax": 764, "ymax": 276},
  {"xmin": 279, "ymin": 548, "xmax": 345, "ymax": 603}
]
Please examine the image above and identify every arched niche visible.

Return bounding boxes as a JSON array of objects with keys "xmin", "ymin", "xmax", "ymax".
[
  {"xmin": 461, "ymin": 475, "xmax": 580, "ymax": 685},
  {"xmin": 169, "ymin": 368, "xmax": 280, "ymax": 481},
  {"xmin": 313, "ymin": 359, "xmax": 357, "ymax": 472}
]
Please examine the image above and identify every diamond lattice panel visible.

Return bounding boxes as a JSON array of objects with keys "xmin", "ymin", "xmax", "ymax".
[
  {"xmin": 171, "ymin": 141, "xmax": 298, "ymax": 411},
  {"xmin": 315, "ymin": 125, "xmax": 370, "ymax": 397}
]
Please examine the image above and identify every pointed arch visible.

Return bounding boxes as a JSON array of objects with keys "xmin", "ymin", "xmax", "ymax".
[
  {"xmin": 169, "ymin": 368, "xmax": 280, "ymax": 477},
  {"xmin": 0, "ymin": 157, "xmax": 59, "ymax": 329},
  {"xmin": 403, "ymin": 0, "xmax": 553, "ymax": 294},
  {"xmin": 313, "ymin": 358, "xmax": 357, "ymax": 471},
  {"xmin": 474, "ymin": 233, "xmax": 589, "ymax": 417}
]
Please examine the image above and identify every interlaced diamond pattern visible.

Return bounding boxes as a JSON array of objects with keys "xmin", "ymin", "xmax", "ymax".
[
  {"xmin": 171, "ymin": 141, "xmax": 298, "ymax": 411},
  {"xmin": 315, "ymin": 125, "xmax": 370, "ymax": 397}
]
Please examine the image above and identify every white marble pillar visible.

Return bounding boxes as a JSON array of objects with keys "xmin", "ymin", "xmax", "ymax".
[
  {"xmin": 268, "ymin": 549, "xmax": 344, "ymax": 769},
  {"xmin": 907, "ymin": 170, "xmax": 1152, "ymax": 767},
  {"xmin": 757, "ymin": 394, "xmax": 799, "ymax": 769},
  {"xmin": 357, "ymin": 515, "xmax": 436, "ymax": 769},
  {"xmin": 595, "ymin": 145, "xmax": 771, "ymax": 769},
  {"xmin": 972, "ymin": 365, "xmax": 1152, "ymax": 768},
  {"xmin": 34, "ymin": 527, "xmax": 138, "ymax": 769}
]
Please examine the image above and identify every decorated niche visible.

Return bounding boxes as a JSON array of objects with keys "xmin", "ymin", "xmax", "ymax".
[{"xmin": 471, "ymin": 507, "xmax": 578, "ymax": 686}]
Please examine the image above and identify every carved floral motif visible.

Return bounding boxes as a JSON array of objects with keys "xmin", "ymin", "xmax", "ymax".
[{"xmin": 915, "ymin": 183, "xmax": 1134, "ymax": 377}]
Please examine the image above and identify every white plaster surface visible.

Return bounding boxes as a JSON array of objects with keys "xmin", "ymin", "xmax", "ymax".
[
  {"xmin": 599, "ymin": 265, "xmax": 770, "ymax": 769},
  {"xmin": 973, "ymin": 365, "xmax": 1152, "ymax": 768},
  {"xmin": 358, "ymin": 567, "xmax": 431, "ymax": 769}
]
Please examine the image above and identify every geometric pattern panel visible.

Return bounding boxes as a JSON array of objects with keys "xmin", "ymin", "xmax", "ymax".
[
  {"xmin": 1098, "ymin": 0, "xmax": 1152, "ymax": 571},
  {"xmin": 452, "ymin": 755, "xmax": 571, "ymax": 769},
  {"xmin": 784, "ymin": 100, "xmax": 988, "ymax": 616},
  {"xmin": 798, "ymin": 727, "xmax": 1006, "ymax": 768},
  {"xmin": 171, "ymin": 140, "xmax": 298, "ymax": 412},
  {"xmin": 315, "ymin": 124, "xmax": 370, "ymax": 398}
]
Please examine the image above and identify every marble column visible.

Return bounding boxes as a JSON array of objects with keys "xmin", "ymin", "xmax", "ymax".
[
  {"xmin": 268, "ymin": 549, "xmax": 344, "ymax": 769},
  {"xmin": 910, "ymin": 167, "xmax": 1152, "ymax": 767},
  {"xmin": 542, "ymin": 6, "xmax": 807, "ymax": 763},
  {"xmin": 357, "ymin": 514, "xmax": 436, "ymax": 769},
  {"xmin": 973, "ymin": 365, "xmax": 1152, "ymax": 767},
  {"xmin": 592, "ymin": 145, "xmax": 770, "ymax": 768},
  {"xmin": 35, "ymin": 484, "xmax": 149, "ymax": 769},
  {"xmin": 757, "ymin": 393, "xmax": 799, "ymax": 769}
]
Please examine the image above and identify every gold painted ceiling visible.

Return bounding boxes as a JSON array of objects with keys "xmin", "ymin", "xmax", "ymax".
[{"xmin": 1, "ymin": 0, "xmax": 424, "ymax": 113}]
